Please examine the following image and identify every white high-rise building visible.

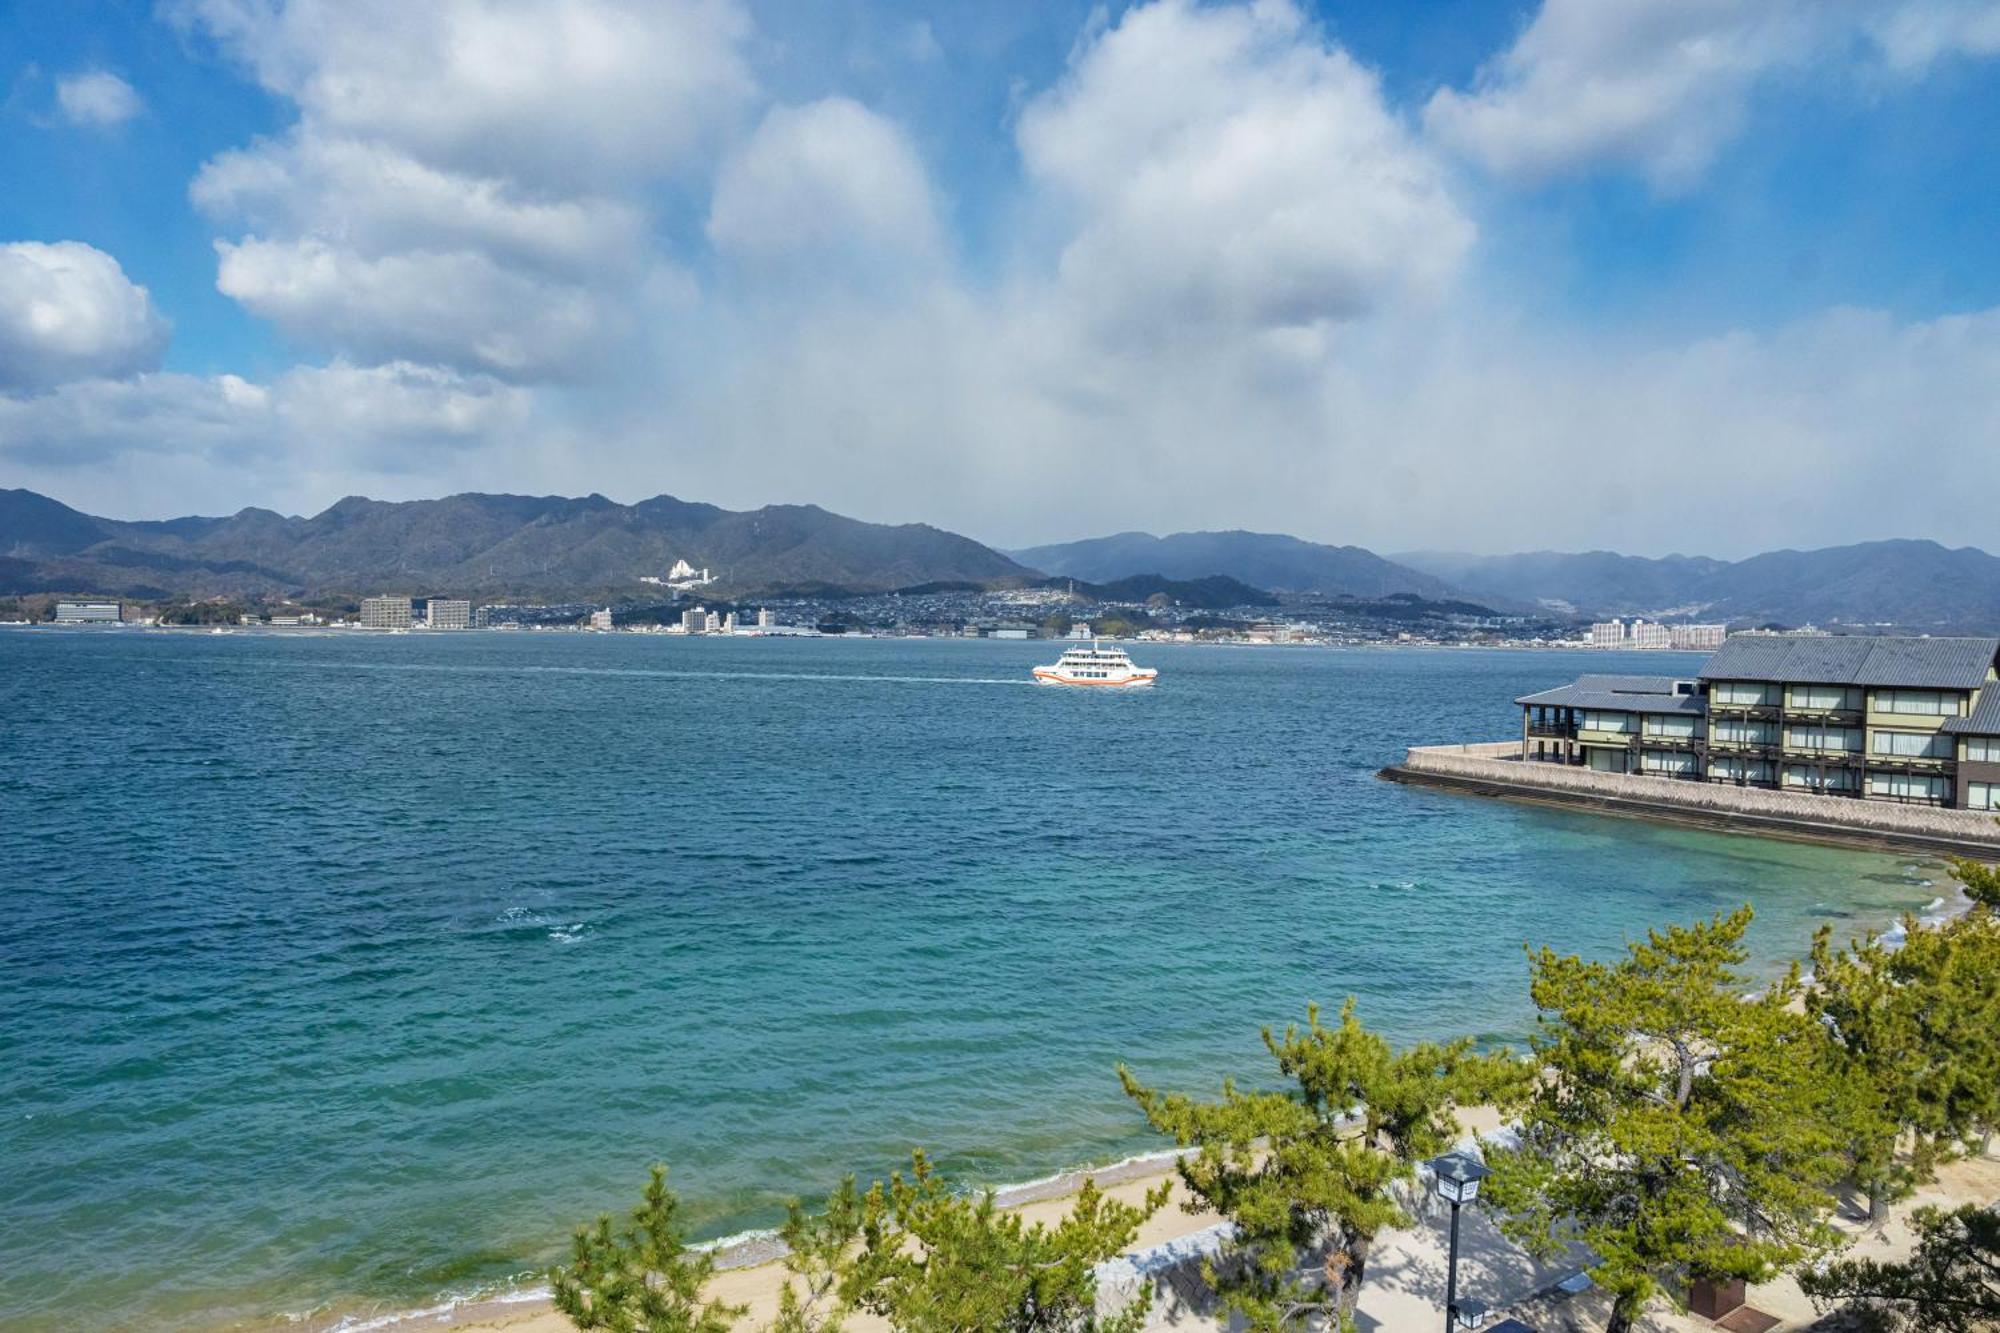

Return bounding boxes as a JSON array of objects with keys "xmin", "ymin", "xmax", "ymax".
[
  {"xmin": 427, "ymin": 599, "xmax": 471, "ymax": 630},
  {"xmin": 1670, "ymin": 623, "xmax": 1728, "ymax": 650},
  {"xmin": 1628, "ymin": 620, "xmax": 1673, "ymax": 650},
  {"xmin": 1588, "ymin": 620, "xmax": 1627, "ymax": 647},
  {"xmin": 54, "ymin": 602, "xmax": 121, "ymax": 623},
  {"xmin": 360, "ymin": 596, "xmax": 413, "ymax": 629}
]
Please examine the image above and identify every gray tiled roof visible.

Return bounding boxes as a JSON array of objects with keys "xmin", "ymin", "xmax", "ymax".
[
  {"xmin": 1516, "ymin": 683, "xmax": 1706, "ymax": 715},
  {"xmin": 1697, "ymin": 635, "xmax": 1999, "ymax": 689},
  {"xmin": 1572, "ymin": 674, "xmax": 1691, "ymax": 694},
  {"xmin": 1944, "ymin": 683, "xmax": 2000, "ymax": 735}
]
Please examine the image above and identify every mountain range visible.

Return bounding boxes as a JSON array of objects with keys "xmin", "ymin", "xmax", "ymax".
[
  {"xmin": 1008, "ymin": 530, "xmax": 1465, "ymax": 600},
  {"xmin": 5, "ymin": 487, "xmax": 1999, "ymax": 631},
  {"xmin": 0, "ymin": 489, "xmax": 1029, "ymax": 601},
  {"xmin": 1393, "ymin": 542, "xmax": 2000, "ymax": 631}
]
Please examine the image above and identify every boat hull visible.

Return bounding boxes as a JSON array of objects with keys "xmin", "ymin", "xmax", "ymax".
[{"xmin": 1032, "ymin": 669, "xmax": 1157, "ymax": 687}]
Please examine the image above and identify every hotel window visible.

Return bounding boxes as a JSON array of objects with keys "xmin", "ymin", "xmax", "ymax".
[
  {"xmin": 1713, "ymin": 682, "xmax": 1778, "ymax": 706},
  {"xmin": 1869, "ymin": 772, "xmax": 1950, "ymax": 802},
  {"xmin": 1712, "ymin": 719, "xmax": 1774, "ymax": 746},
  {"xmin": 1711, "ymin": 757, "xmax": 1774, "ymax": 783},
  {"xmin": 1580, "ymin": 710, "xmax": 1637, "ymax": 734},
  {"xmin": 1965, "ymin": 737, "xmax": 2000, "ymax": 763},
  {"xmin": 1872, "ymin": 690, "xmax": 1963, "ymax": 717},
  {"xmin": 1969, "ymin": 782, "xmax": 1999, "ymax": 811},
  {"xmin": 1587, "ymin": 749, "xmax": 1628, "ymax": 774},
  {"xmin": 1642, "ymin": 714, "xmax": 1701, "ymax": 739},
  {"xmin": 1640, "ymin": 749, "xmax": 1698, "ymax": 775},
  {"xmin": 1783, "ymin": 765, "xmax": 1857, "ymax": 790},
  {"xmin": 1786, "ymin": 725, "xmax": 1862, "ymax": 753},
  {"xmin": 1870, "ymin": 730, "xmax": 1952, "ymax": 760},
  {"xmin": 1786, "ymin": 685, "xmax": 1863, "ymax": 711}
]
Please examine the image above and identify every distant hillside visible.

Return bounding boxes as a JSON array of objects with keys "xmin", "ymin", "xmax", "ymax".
[
  {"xmin": 1009, "ymin": 530, "xmax": 1467, "ymax": 600},
  {"xmin": 1395, "ymin": 540, "xmax": 2000, "ymax": 631},
  {"xmin": 0, "ymin": 489, "xmax": 1030, "ymax": 600},
  {"xmin": 1393, "ymin": 549, "xmax": 1730, "ymax": 615}
]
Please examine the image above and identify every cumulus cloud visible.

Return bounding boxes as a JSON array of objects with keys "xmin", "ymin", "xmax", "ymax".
[
  {"xmin": 214, "ymin": 237, "xmax": 615, "ymax": 378},
  {"xmin": 708, "ymin": 98, "xmax": 942, "ymax": 277},
  {"xmin": 0, "ymin": 241, "xmax": 171, "ymax": 391},
  {"xmin": 171, "ymin": 0, "xmax": 753, "ymax": 190},
  {"xmin": 1017, "ymin": 0, "xmax": 1471, "ymax": 339},
  {"xmin": 55, "ymin": 70, "xmax": 143, "ymax": 128},
  {"xmin": 0, "ymin": 360, "xmax": 529, "ymax": 470},
  {"xmin": 176, "ymin": 0, "xmax": 747, "ymax": 380},
  {"xmin": 1425, "ymin": 0, "xmax": 2000, "ymax": 189}
]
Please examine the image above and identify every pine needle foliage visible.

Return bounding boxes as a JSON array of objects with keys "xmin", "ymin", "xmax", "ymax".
[
  {"xmin": 1119, "ymin": 999, "xmax": 1525, "ymax": 1333},
  {"xmin": 844, "ymin": 1150, "xmax": 1167, "ymax": 1333},
  {"xmin": 1799, "ymin": 1204, "xmax": 2000, "ymax": 1332},
  {"xmin": 1483, "ymin": 907, "xmax": 1848, "ymax": 1333},
  {"xmin": 769, "ymin": 1177, "xmax": 864, "ymax": 1333},
  {"xmin": 1811, "ymin": 911, "xmax": 2000, "ymax": 1189},
  {"xmin": 552, "ymin": 1165, "xmax": 749, "ymax": 1333}
]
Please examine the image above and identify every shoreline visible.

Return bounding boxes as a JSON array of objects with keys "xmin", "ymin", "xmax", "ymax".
[{"xmin": 226, "ymin": 866, "xmax": 1965, "ymax": 1333}]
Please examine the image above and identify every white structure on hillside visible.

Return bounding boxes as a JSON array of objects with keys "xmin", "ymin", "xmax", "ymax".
[
  {"xmin": 54, "ymin": 601, "xmax": 121, "ymax": 623},
  {"xmin": 642, "ymin": 559, "xmax": 715, "ymax": 591}
]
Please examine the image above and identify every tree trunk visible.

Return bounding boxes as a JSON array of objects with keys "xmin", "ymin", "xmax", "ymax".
[
  {"xmin": 1605, "ymin": 1293, "xmax": 1640, "ymax": 1333},
  {"xmin": 1333, "ymin": 1234, "xmax": 1371, "ymax": 1327},
  {"xmin": 1867, "ymin": 1179, "xmax": 1890, "ymax": 1224}
]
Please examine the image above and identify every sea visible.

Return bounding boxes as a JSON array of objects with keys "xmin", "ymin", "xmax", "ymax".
[{"xmin": 0, "ymin": 630, "xmax": 1946, "ymax": 1330}]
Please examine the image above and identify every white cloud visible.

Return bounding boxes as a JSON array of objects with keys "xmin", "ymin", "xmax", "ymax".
[
  {"xmin": 172, "ymin": 0, "xmax": 754, "ymax": 190},
  {"xmin": 0, "ymin": 361, "xmax": 529, "ymax": 472},
  {"xmin": 708, "ymin": 98, "xmax": 942, "ymax": 276},
  {"xmin": 1017, "ymin": 0, "xmax": 1472, "ymax": 339},
  {"xmin": 55, "ymin": 69, "xmax": 143, "ymax": 128},
  {"xmin": 192, "ymin": 134, "xmax": 646, "ymax": 280},
  {"xmin": 1869, "ymin": 0, "xmax": 2000, "ymax": 71},
  {"xmin": 0, "ymin": 241, "xmax": 171, "ymax": 391},
  {"xmin": 175, "ymin": 0, "xmax": 752, "ymax": 381},
  {"xmin": 214, "ymin": 237, "xmax": 613, "ymax": 379},
  {"xmin": 1425, "ymin": 0, "xmax": 2000, "ymax": 189}
]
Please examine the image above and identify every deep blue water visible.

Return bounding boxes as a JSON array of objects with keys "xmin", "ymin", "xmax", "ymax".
[{"xmin": 0, "ymin": 632, "xmax": 1941, "ymax": 1329}]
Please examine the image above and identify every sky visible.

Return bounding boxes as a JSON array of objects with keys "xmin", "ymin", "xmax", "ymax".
[{"xmin": 1, "ymin": 0, "xmax": 1997, "ymax": 558}]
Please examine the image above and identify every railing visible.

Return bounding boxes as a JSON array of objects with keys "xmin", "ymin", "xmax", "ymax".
[{"xmin": 1525, "ymin": 723, "xmax": 1572, "ymax": 739}]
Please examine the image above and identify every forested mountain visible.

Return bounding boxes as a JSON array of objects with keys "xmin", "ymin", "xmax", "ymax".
[
  {"xmin": 0, "ymin": 489, "xmax": 1031, "ymax": 600},
  {"xmin": 1008, "ymin": 530, "xmax": 1466, "ymax": 599}
]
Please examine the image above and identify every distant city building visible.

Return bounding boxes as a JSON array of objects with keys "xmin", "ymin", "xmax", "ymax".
[
  {"xmin": 360, "ymin": 596, "xmax": 413, "ymax": 629},
  {"xmin": 1588, "ymin": 620, "xmax": 1626, "ymax": 647},
  {"xmin": 1067, "ymin": 622, "xmax": 1093, "ymax": 640},
  {"xmin": 54, "ymin": 601, "xmax": 122, "ymax": 624},
  {"xmin": 589, "ymin": 607, "xmax": 614, "ymax": 631},
  {"xmin": 705, "ymin": 609, "xmax": 722, "ymax": 633},
  {"xmin": 757, "ymin": 607, "xmax": 775, "ymax": 629},
  {"xmin": 722, "ymin": 611, "xmax": 737, "ymax": 633},
  {"xmin": 1670, "ymin": 623, "xmax": 1728, "ymax": 651},
  {"xmin": 683, "ymin": 607, "xmax": 707, "ymax": 633},
  {"xmin": 1628, "ymin": 620, "xmax": 1672, "ymax": 650},
  {"xmin": 427, "ymin": 599, "xmax": 471, "ymax": 630}
]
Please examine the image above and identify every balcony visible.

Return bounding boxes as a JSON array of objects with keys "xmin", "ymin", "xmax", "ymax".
[
  {"xmin": 1526, "ymin": 722, "xmax": 1573, "ymax": 739},
  {"xmin": 1782, "ymin": 707, "xmax": 1864, "ymax": 726},
  {"xmin": 1709, "ymin": 703, "xmax": 1780, "ymax": 722}
]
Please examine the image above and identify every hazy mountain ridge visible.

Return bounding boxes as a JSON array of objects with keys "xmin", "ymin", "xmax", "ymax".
[
  {"xmin": 1008, "ymin": 529, "xmax": 1470, "ymax": 600},
  {"xmin": 0, "ymin": 489, "xmax": 1032, "ymax": 600},
  {"xmin": 1395, "ymin": 540, "xmax": 2000, "ymax": 631}
]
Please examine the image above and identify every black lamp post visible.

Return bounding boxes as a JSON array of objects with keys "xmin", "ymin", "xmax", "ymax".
[{"xmin": 1428, "ymin": 1151, "xmax": 1493, "ymax": 1331}]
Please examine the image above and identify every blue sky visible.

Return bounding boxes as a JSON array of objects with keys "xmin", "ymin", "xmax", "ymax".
[{"xmin": 1, "ymin": 0, "xmax": 1998, "ymax": 556}]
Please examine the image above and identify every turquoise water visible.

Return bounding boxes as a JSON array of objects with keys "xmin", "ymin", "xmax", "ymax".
[{"xmin": 0, "ymin": 632, "xmax": 1941, "ymax": 1330}]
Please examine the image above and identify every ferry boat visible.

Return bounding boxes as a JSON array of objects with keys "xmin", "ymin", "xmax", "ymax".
[{"xmin": 1033, "ymin": 641, "xmax": 1159, "ymax": 688}]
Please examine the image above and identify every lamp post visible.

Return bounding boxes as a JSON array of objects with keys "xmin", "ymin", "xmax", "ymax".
[{"xmin": 1428, "ymin": 1150, "xmax": 1492, "ymax": 1331}]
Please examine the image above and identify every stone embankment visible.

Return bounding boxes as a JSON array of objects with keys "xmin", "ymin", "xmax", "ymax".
[{"xmin": 1381, "ymin": 741, "xmax": 2000, "ymax": 858}]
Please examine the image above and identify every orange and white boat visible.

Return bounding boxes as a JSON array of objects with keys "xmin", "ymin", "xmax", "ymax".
[{"xmin": 1033, "ymin": 641, "xmax": 1159, "ymax": 688}]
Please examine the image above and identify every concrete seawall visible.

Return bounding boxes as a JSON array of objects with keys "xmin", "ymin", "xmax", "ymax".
[{"xmin": 1381, "ymin": 741, "xmax": 2000, "ymax": 859}]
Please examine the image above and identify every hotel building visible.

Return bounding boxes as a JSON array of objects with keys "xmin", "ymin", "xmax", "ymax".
[
  {"xmin": 54, "ymin": 601, "xmax": 122, "ymax": 623},
  {"xmin": 1518, "ymin": 635, "xmax": 2000, "ymax": 809},
  {"xmin": 427, "ymin": 599, "xmax": 471, "ymax": 630},
  {"xmin": 359, "ymin": 596, "xmax": 413, "ymax": 629}
]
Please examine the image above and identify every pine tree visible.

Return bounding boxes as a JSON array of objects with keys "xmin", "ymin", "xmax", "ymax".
[
  {"xmin": 1119, "ymin": 999, "xmax": 1525, "ymax": 1332},
  {"xmin": 843, "ymin": 1150, "xmax": 1166, "ymax": 1333},
  {"xmin": 1815, "ymin": 911, "xmax": 2000, "ymax": 1184},
  {"xmin": 768, "ymin": 1177, "xmax": 864, "ymax": 1333},
  {"xmin": 1800, "ymin": 1204, "xmax": 2000, "ymax": 1331},
  {"xmin": 1483, "ymin": 907, "xmax": 1847, "ymax": 1333},
  {"xmin": 1946, "ymin": 856, "xmax": 2000, "ymax": 912},
  {"xmin": 552, "ymin": 1165, "xmax": 749, "ymax": 1333}
]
